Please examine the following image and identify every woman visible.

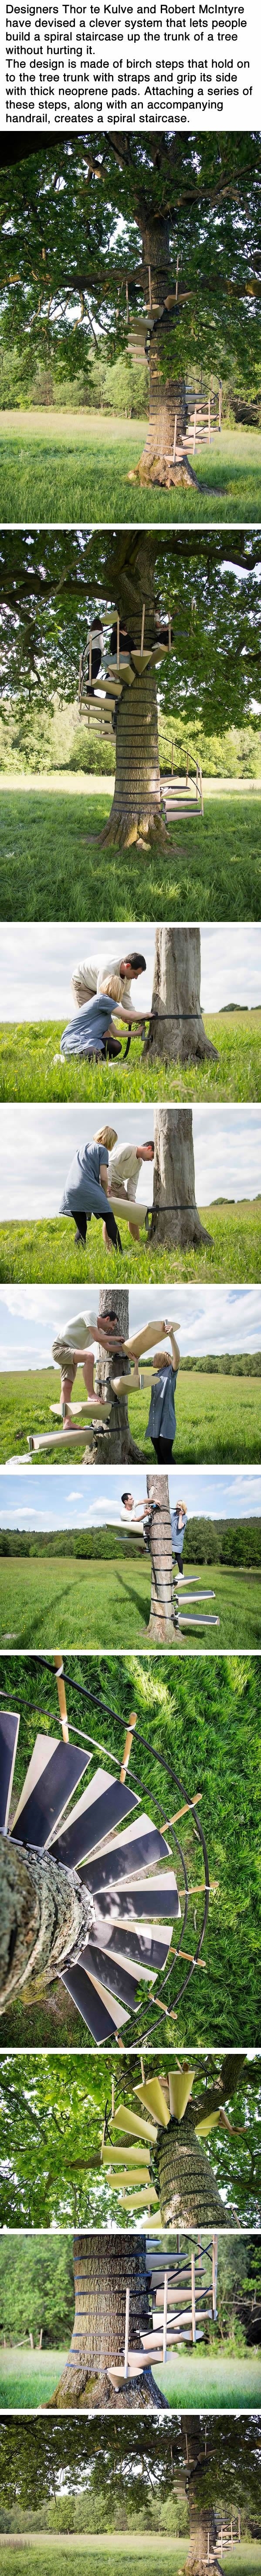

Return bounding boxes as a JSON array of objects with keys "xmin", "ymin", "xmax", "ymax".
[
  {"xmin": 144, "ymin": 1335, "xmax": 180, "ymax": 1465},
  {"xmin": 52, "ymin": 1307, "xmax": 124, "ymax": 1422},
  {"xmin": 81, "ymin": 616, "xmax": 104, "ymax": 696},
  {"xmin": 59, "ymin": 1124, "xmax": 122, "ymax": 1252},
  {"xmin": 60, "ymin": 977, "xmax": 140, "ymax": 1065},
  {"xmin": 171, "ymin": 1501, "xmax": 188, "ymax": 1574}
]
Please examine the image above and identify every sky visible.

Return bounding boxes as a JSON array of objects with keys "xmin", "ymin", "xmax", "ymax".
[
  {"xmin": 1, "ymin": 921, "xmax": 261, "ymax": 1022},
  {"xmin": 0, "ymin": 1103, "xmax": 260, "ymax": 1216},
  {"xmin": 0, "ymin": 1283, "xmax": 260, "ymax": 1372},
  {"xmin": 0, "ymin": 1466, "xmax": 260, "ymax": 1530}
]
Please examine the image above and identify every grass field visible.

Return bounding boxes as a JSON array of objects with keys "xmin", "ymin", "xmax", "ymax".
[
  {"xmin": 0, "ymin": 2340, "xmax": 260, "ymax": 2414},
  {"xmin": 1, "ymin": 1011, "xmax": 261, "ymax": 1106},
  {"xmin": 0, "ymin": 1203, "xmax": 260, "ymax": 1286},
  {"xmin": 0, "ymin": 789, "xmax": 260, "ymax": 925},
  {"xmin": 2, "ymin": 1364, "xmax": 261, "ymax": 1466},
  {"xmin": 0, "ymin": 413, "xmax": 261, "ymax": 524},
  {"xmin": 0, "ymin": 2543, "xmax": 190, "ymax": 2567},
  {"xmin": 0, "ymin": 1554, "xmax": 260, "ymax": 1649}
]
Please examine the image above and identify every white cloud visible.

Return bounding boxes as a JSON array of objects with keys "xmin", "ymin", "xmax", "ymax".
[{"xmin": 1, "ymin": 921, "xmax": 261, "ymax": 1022}]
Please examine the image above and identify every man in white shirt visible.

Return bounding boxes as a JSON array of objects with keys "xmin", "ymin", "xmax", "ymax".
[
  {"xmin": 71, "ymin": 948, "xmax": 146, "ymax": 1019},
  {"xmin": 121, "ymin": 1491, "xmax": 160, "ymax": 1548},
  {"xmin": 105, "ymin": 1138, "xmax": 154, "ymax": 1243},
  {"xmin": 52, "ymin": 1307, "xmax": 124, "ymax": 1418}
]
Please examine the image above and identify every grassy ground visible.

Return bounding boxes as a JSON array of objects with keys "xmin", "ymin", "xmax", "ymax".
[
  {"xmin": 0, "ymin": 1555, "xmax": 260, "ymax": 1649},
  {"xmin": 0, "ymin": 2544, "xmax": 189, "ymax": 2566},
  {"xmin": 2, "ymin": 1364, "xmax": 261, "ymax": 1466},
  {"xmin": 0, "ymin": 789, "xmax": 260, "ymax": 925},
  {"xmin": 0, "ymin": 1203, "xmax": 260, "ymax": 1286},
  {"xmin": 1, "ymin": 1011, "xmax": 261, "ymax": 1106},
  {"xmin": 0, "ymin": 414, "xmax": 260, "ymax": 523},
  {"xmin": 0, "ymin": 2341, "xmax": 260, "ymax": 2414}
]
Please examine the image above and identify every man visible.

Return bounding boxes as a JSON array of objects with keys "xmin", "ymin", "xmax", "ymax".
[
  {"xmin": 52, "ymin": 1307, "xmax": 125, "ymax": 1421},
  {"xmin": 71, "ymin": 950, "xmax": 147, "ymax": 1056},
  {"xmin": 106, "ymin": 1137, "xmax": 154, "ymax": 1245},
  {"xmin": 170, "ymin": 1500, "xmax": 188, "ymax": 1575},
  {"xmin": 121, "ymin": 1491, "xmax": 160, "ymax": 1550}
]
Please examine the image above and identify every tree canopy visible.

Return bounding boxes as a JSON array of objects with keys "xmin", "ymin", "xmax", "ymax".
[
  {"xmin": 0, "ymin": 134, "xmax": 261, "ymax": 392},
  {"xmin": 1, "ymin": 528, "xmax": 260, "ymax": 732},
  {"xmin": 0, "ymin": 2410, "xmax": 260, "ymax": 2524},
  {"xmin": 0, "ymin": 2050, "xmax": 260, "ymax": 2231}
]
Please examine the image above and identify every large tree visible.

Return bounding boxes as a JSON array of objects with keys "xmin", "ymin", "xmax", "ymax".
[
  {"xmin": 144, "ymin": 928, "xmax": 218, "ymax": 1070},
  {"xmin": 0, "ymin": 135, "xmax": 261, "ymax": 485},
  {"xmin": 0, "ymin": 2051, "xmax": 260, "ymax": 2232},
  {"xmin": 1, "ymin": 527, "xmax": 260, "ymax": 852},
  {"xmin": 50, "ymin": 2232, "xmax": 166, "ymax": 2413},
  {"xmin": 0, "ymin": 2413, "xmax": 260, "ymax": 2566},
  {"xmin": 87, "ymin": 1287, "xmax": 142, "ymax": 1465},
  {"xmin": 150, "ymin": 1107, "xmax": 212, "ymax": 1251}
]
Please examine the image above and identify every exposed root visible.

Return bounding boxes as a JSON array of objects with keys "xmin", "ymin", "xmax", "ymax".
[
  {"xmin": 49, "ymin": 2365, "xmax": 167, "ymax": 2412},
  {"xmin": 128, "ymin": 448, "xmax": 197, "ymax": 489},
  {"xmin": 95, "ymin": 807, "xmax": 169, "ymax": 853}
]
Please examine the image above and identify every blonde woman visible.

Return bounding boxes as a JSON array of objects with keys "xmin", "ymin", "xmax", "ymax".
[
  {"xmin": 60, "ymin": 976, "xmax": 142, "ymax": 1065},
  {"xmin": 59, "ymin": 1124, "xmax": 122, "ymax": 1252}
]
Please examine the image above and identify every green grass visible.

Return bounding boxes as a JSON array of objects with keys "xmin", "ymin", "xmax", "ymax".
[
  {"xmin": 1, "ymin": 1011, "xmax": 261, "ymax": 1106},
  {"xmin": 0, "ymin": 790, "xmax": 260, "ymax": 924},
  {"xmin": 0, "ymin": 1555, "xmax": 260, "ymax": 1649},
  {"xmin": 0, "ymin": 1203, "xmax": 260, "ymax": 1286},
  {"xmin": 156, "ymin": 2350, "xmax": 261, "ymax": 2410},
  {"xmin": 0, "ymin": 413, "xmax": 261, "ymax": 523},
  {"xmin": 2, "ymin": 2557, "xmax": 261, "ymax": 2576},
  {"xmin": 0, "ymin": 2340, "xmax": 260, "ymax": 2415},
  {"xmin": 2, "ymin": 1364, "xmax": 261, "ymax": 1466}
]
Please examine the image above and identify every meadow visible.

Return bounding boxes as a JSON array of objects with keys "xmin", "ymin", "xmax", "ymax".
[
  {"xmin": 0, "ymin": 2342, "xmax": 260, "ymax": 2415},
  {"xmin": 1, "ymin": 1364, "xmax": 261, "ymax": 1466},
  {"xmin": 0, "ymin": 1554, "xmax": 260, "ymax": 1650},
  {"xmin": 1, "ymin": 1012, "xmax": 261, "ymax": 1107},
  {"xmin": 0, "ymin": 414, "xmax": 261, "ymax": 525},
  {"xmin": 0, "ymin": 2546, "xmax": 190, "ymax": 2573},
  {"xmin": 0, "ymin": 788, "xmax": 260, "ymax": 924},
  {"xmin": 0, "ymin": 1203, "xmax": 260, "ymax": 1286}
]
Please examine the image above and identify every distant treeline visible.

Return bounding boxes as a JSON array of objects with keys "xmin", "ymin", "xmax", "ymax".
[
  {"xmin": 0, "ymin": 1520, "xmax": 261, "ymax": 1565},
  {"xmin": 179, "ymin": 1354, "xmax": 261, "ymax": 1375}
]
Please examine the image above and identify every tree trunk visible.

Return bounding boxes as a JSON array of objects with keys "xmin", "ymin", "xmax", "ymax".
[
  {"xmin": 50, "ymin": 2232, "xmax": 168, "ymax": 2412},
  {"xmin": 144, "ymin": 928, "xmax": 218, "ymax": 1068},
  {"xmin": 185, "ymin": 2504, "xmax": 220, "ymax": 2571},
  {"xmin": 154, "ymin": 2108, "xmax": 224, "ymax": 2226},
  {"xmin": 150, "ymin": 1107, "xmax": 213, "ymax": 1249},
  {"xmin": 146, "ymin": 1469, "xmax": 176, "ymax": 1644},
  {"xmin": 131, "ymin": 216, "xmax": 196, "ymax": 490},
  {"xmin": 98, "ymin": 534, "xmax": 166, "ymax": 853},
  {"xmin": 0, "ymin": 1835, "xmax": 94, "ymax": 2011},
  {"xmin": 85, "ymin": 1288, "xmax": 142, "ymax": 1464}
]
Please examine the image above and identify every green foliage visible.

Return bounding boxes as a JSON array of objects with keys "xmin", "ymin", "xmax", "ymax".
[
  {"xmin": 1, "ymin": 530, "xmax": 261, "ymax": 739},
  {"xmin": 0, "ymin": 2238, "xmax": 73, "ymax": 2345},
  {"xmin": 0, "ymin": 2051, "xmax": 260, "ymax": 2233},
  {"xmin": 0, "ymin": 1519, "xmax": 260, "ymax": 1566},
  {"xmin": 0, "ymin": 135, "xmax": 260, "ymax": 391}
]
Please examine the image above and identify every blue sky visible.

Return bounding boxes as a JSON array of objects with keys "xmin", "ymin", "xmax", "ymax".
[
  {"xmin": 0, "ymin": 1466, "xmax": 260, "ymax": 1531},
  {"xmin": 0, "ymin": 1283, "xmax": 260, "ymax": 1372},
  {"xmin": 0, "ymin": 1104, "xmax": 260, "ymax": 1217},
  {"xmin": 1, "ymin": 921, "xmax": 261, "ymax": 1022}
]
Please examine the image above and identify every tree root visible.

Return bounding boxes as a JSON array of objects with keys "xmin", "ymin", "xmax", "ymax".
[
  {"xmin": 48, "ymin": 2365, "xmax": 168, "ymax": 2412},
  {"xmin": 128, "ymin": 451, "xmax": 197, "ymax": 489},
  {"xmin": 95, "ymin": 808, "xmax": 169, "ymax": 853}
]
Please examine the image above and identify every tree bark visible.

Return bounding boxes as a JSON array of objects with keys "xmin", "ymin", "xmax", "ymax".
[
  {"xmin": 0, "ymin": 1835, "xmax": 94, "ymax": 2011},
  {"xmin": 150, "ymin": 1107, "xmax": 213, "ymax": 1249},
  {"xmin": 98, "ymin": 533, "xmax": 166, "ymax": 851},
  {"xmin": 146, "ymin": 1469, "xmax": 176, "ymax": 1644},
  {"xmin": 131, "ymin": 216, "xmax": 196, "ymax": 489},
  {"xmin": 50, "ymin": 2232, "xmax": 168, "ymax": 2412},
  {"xmin": 154, "ymin": 2108, "xmax": 224, "ymax": 2226},
  {"xmin": 85, "ymin": 1288, "xmax": 142, "ymax": 1464},
  {"xmin": 185, "ymin": 2504, "xmax": 220, "ymax": 2571},
  {"xmin": 144, "ymin": 928, "xmax": 219, "ymax": 1068}
]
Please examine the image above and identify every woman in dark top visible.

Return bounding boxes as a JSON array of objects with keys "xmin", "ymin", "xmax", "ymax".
[
  {"xmin": 109, "ymin": 619, "xmax": 135, "ymax": 657},
  {"xmin": 82, "ymin": 618, "xmax": 104, "ymax": 695},
  {"xmin": 59, "ymin": 1125, "xmax": 122, "ymax": 1252}
]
